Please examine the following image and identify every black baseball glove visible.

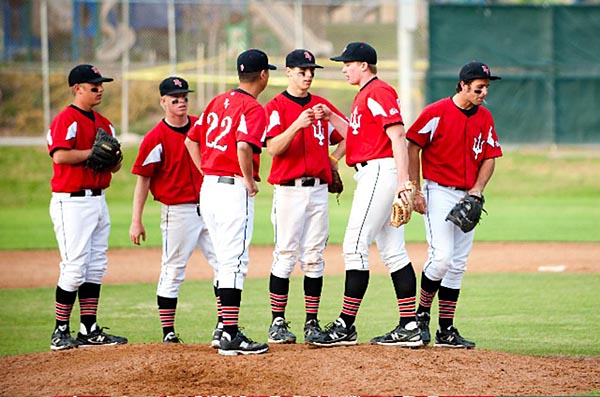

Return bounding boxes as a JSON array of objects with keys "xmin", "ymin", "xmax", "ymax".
[
  {"xmin": 445, "ymin": 194, "xmax": 486, "ymax": 233},
  {"xmin": 328, "ymin": 169, "xmax": 344, "ymax": 195},
  {"xmin": 86, "ymin": 127, "xmax": 123, "ymax": 172}
]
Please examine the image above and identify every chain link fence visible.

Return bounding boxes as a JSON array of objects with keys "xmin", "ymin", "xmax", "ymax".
[{"xmin": 0, "ymin": 0, "xmax": 429, "ymax": 139}]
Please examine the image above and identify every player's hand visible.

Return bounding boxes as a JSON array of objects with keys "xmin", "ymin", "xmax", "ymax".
[
  {"xmin": 296, "ymin": 109, "xmax": 315, "ymax": 128},
  {"xmin": 413, "ymin": 190, "xmax": 427, "ymax": 215},
  {"xmin": 244, "ymin": 178, "xmax": 259, "ymax": 197},
  {"xmin": 129, "ymin": 222, "xmax": 146, "ymax": 245},
  {"xmin": 313, "ymin": 104, "xmax": 331, "ymax": 120}
]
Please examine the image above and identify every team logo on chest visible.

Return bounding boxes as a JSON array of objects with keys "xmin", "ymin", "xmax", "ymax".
[
  {"xmin": 349, "ymin": 107, "xmax": 362, "ymax": 135},
  {"xmin": 472, "ymin": 132, "xmax": 484, "ymax": 160},
  {"xmin": 313, "ymin": 120, "xmax": 325, "ymax": 146}
]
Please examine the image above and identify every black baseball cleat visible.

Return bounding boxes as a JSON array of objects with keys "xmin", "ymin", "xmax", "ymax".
[
  {"xmin": 303, "ymin": 318, "xmax": 323, "ymax": 344},
  {"xmin": 370, "ymin": 321, "xmax": 423, "ymax": 348},
  {"xmin": 416, "ymin": 312, "xmax": 431, "ymax": 345},
  {"xmin": 434, "ymin": 325, "xmax": 476, "ymax": 349},
  {"xmin": 268, "ymin": 317, "xmax": 297, "ymax": 344},
  {"xmin": 218, "ymin": 331, "xmax": 269, "ymax": 356},
  {"xmin": 211, "ymin": 327, "xmax": 223, "ymax": 348},
  {"xmin": 163, "ymin": 331, "xmax": 182, "ymax": 343},
  {"xmin": 50, "ymin": 325, "xmax": 80, "ymax": 351},
  {"xmin": 77, "ymin": 324, "xmax": 128, "ymax": 347},
  {"xmin": 307, "ymin": 318, "xmax": 357, "ymax": 347}
]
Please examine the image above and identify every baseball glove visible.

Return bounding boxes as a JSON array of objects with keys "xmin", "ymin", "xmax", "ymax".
[
  {"xmin": 446, "ymin": 194, "xmax": 486, "ymax": 233},
  {"xmin": 86, "ymin": 127, "xmax": 123, "ymax": 172},
  {"xmin": 390, "ymin": 181, "xmax": 417, "ymax": 227},
  {"xmin": 328, "ymin": 169, "xmax": 344, "ymax": 195}
]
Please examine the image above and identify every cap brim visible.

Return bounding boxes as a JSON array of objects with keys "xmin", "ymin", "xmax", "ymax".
[
  {"xmin": 163, "ymin": 89, "xmax": 194, "ymax": 95},
  {"xmin": 290, "ymin": 63, "xmax": 324, "ymax": 69},
  {"xmin": 88, "ymin": 77, "xmax": 114, "ymax": 83},
  {"xmin": 268, "ymin": 64, "xmax": 277, "ymax": 70},
  {"xmin": 489, "ymin": 76, "xmax": 501, "ymax": 80},
  {"xmin": 330, "ymin": 55, "xmax": 349, "ymax": 62}
]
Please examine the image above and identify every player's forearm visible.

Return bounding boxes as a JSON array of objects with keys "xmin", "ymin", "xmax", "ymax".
[
  {"xmin": 328, "ymin": 112, "xmax": 348, "ymax": 138},
  {"xmin": 184, "ymin": 137, "xmax": 202, "ymax": 172},
  {"xmin": 407, "ymin": 141, "xmax": 422, "ymax": 189},
  {"xmin": 237, "ymin": 142, "xmax": 255, "ymax": 182},
  {"xmin": 266, "ymin": 124, "xmax": 300, "ymax": 156},
  {"xmin": 131, "ymin": 176, "xmax": 151, "ymax": 223},
  {"xmin": 52, "ymin": 148, "xmax": 92, "ymax": 165},
  {"xmin": 387, "ymin": 124, "xmax": 409, "ymax": 183},
  {"xmin": 470, "ymin": 158, "xmax": 495, "ymax": 196}
]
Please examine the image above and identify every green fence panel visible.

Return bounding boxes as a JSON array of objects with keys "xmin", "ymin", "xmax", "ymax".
[{"xmin": 428, "ymin": 4, "xmax": 600, "ymax": 144}]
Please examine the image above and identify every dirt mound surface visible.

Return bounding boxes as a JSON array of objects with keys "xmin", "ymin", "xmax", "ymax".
[
  {"xmin": 1, "ymin": 242, "xmax": 599, "ymax": 395},
  {"xmin": 1, "ymin": 343, "xmax": 599, "ymax": 395}
]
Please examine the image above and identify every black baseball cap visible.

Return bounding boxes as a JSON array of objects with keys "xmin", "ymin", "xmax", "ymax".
[
  {"xmin": 286, "ymin": 49, "xmax": 323, "ymax": 69},
  {"xmin": 159, "ymin": 76, "xmax": 194, "ymax": 96},
  {"xmin": 68, "ymin": 64, "xmax": 113, "ymax": 86},
  {"xmin": 330, "ymin": 42, "xmax": 377, "ymax": 65},
  {"xmin": 459, "ymin": 61, "xmax": 501, "ymax": 81},
  {"xmin": 237, "ymin": 49, "xmax": 277, "ymax": 73}
]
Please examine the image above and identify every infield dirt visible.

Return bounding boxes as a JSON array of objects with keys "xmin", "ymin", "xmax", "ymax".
[{"xmin": 1, "ymin": 242, "xmax": 599, "ymax": 395}]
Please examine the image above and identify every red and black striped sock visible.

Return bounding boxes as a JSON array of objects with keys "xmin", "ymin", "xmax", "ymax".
[
  {"xmin": 418, "ymin": 272, "xmax": 442, "ymax": 314},
  {"xmin": 269, "ymin": 273, "xmax": 289, "ymax": 320},
  {"xmin": 54, "ymin": 286, "xmax": 77, "ymax": 330},
  {"xmin": 390, "ymin": 264, "xmax": 417, "ymax": 326},
  {"xmin": 157, "ymin": 295, "xmax": 177, "ymax": 336},
  {"xmin": 219, "ymin": 288, "xmax": 242, "ymax": 336},
  {"xmin": 438, "ymin": 286, "xmax": 460, "ymax": 330},
  {"xmin": 78, "ymin": 282, "xmax": 100, "ymax": 333},
  {"xmin": 304, "ymin": 275, "xmax": 323, "ymax": 322},
  {"xmin": 339, "ymin": 270, "xmax": 369, "ymax": 327}
]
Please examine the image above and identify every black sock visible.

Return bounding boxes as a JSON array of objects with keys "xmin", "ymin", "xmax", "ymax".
[
  {"xmin": 78, "ymin": 282, "xmax": 101, "ymax": 333},
  {"xmin": 55, "ymin": 286, "xmax": 77, "ymax": 330},
  {"xmin": 417, "ymin": 272, "xmax": 442, "ymax": 314},
  {"xmin": 157, "ymin": 295, "xmax": 178, "ymax": 336},
  {"xmin": 303, "ymin": 275, "xmax": 323, "ymax": 322},
  {"xmin": 390, "ymin": 264, "xmax": 417, "ymax": 327},
  {"xmin": 269, "ymin": 273, "xmax": 290, "ymax": 320},
  {"xmin": 339, "ymin": 270, "xmax": 369, "ymax": 327},
  {"xmin": 438, "ymin": 286, "xmax": 460, "ymax": 330},
  {"xmin": 219, "ymin": 288, "xmax": 242, "ymax": 336}
]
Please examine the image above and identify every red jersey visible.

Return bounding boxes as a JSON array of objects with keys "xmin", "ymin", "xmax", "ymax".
[
  {"xmin": 264, "ymin": 92, "xmax": 345, "ymax": 185},
  {"xmin": 47, "ymin": 105, "xmax": 115, "ymax": 192},
  {"xmin": 345, "ymin": 78, "xmax": 403, "ymax": 167},
  {"xmin": 187, "ymin": 89, "xmax": 265, "ymax": 181},
  {"xmin": 132, "ymin": 116, "xmax": 201, "ymax": 205},
  {"xmin": 406, "ymin": 97, "xmax": 503, "ymax": 190}
]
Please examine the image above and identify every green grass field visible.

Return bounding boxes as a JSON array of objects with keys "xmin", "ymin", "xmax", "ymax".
[{"xmin": 0, "ymin": 146, "xmax": 599, "ymax": 359}]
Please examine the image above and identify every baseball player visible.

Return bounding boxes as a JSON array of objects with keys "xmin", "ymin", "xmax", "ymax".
[
  {"xmin": 47, "ymin": 64, "xmax": 127, "ymax": 350},
  {"xmin": 308, "ymin": 42, "xmax": 422, "ymax": 348},
  {"xmin": 129, "ymin": 76, "xmax": 221, "ymax": 345},
  {"xmin": 185, "ymin": 48, "xmax": 275, "ymax": 356},
  {"xmin": 407, "ymin": 61, "xmax": 503, "ymax": 348},
  {"xmin": 263, "ymin": 49, "xmax": 347, "ymax": 344}
]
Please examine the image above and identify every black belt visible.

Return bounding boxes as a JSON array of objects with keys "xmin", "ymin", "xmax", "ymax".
[
  {"xmin": 70, "ymin": 189, "xmax": 102, "ymax": 197},
  {"xmin": 354, "ymin": 161, "xmax": 368, "ymax": 171},
  {"xmin": 217, "ymin": 176, "xmax": 235, "ymax": 185},
  {"xmin": 281, "ymin": 177, "xmax": 320, "ymax": 187}
]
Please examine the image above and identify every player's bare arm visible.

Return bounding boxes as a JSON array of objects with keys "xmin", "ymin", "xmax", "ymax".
[
  {"xmin": 184, "ymin": 137, "xmax": 203, "ymax": 173},
  {"xmin": 469, "ymin": 158, "xmax": 496, "ymax": 197},
  {"xmin": 129, "ymin": 175, "xmax": 151, "ymax": 245},
  {"xmin": 237, "ymin": 141, "xmax": 258, "ymax": 197},
  {"xmin": 52, "ymin": 148, "xmax": 92, "ymax": 165},
  {"xmin": 385, "ymin": 123, "xmax": 410, "ymax": 191},
  {"xmin": 314, "ymin": 104, "xmax": 348, "ymax": 139},
  {"xmin": 266, "ymin": 108, "xmax": 314, "ymax": 156},
  {"xmin": 408, "ymin": 141, "xmax": 426, "ymax": 214},
  {"xmin": 329, "ymin": 140, "xmax": 346, "ymax": 171}
]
